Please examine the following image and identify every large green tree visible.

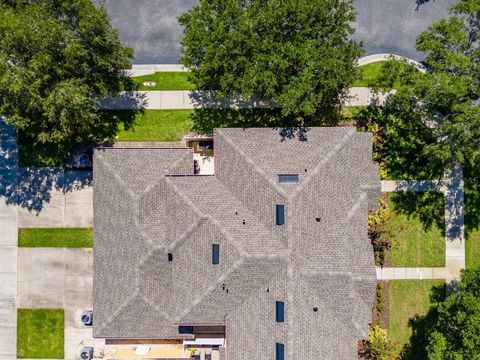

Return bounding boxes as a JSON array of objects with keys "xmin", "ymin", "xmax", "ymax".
[
  {"xmin": 426, "ymin": 269, "xmax": 480, "ymax": 360},
  {"xmin": 376, "ymin": 0, "xmax": 480, "ymax": 172},
  {"xmin": 0, "ymin": 0, "xmax": 135, "ymax": 163},
  {"xmin": 179, "ymin": 0, "xmax": 363, "ymax": 130}
]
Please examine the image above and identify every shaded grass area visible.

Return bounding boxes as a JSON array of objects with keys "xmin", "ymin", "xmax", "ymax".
[
  {"xmin": 132, "ymin": 72, "xmax": 195, "ymax": 91},
  {"xmin": 17, "ymin": 309, "xmax": 64, "ymax": 359},
  {"xmin": 353, "ymin": 62, "xmax": 384, "ymax": 87},
  {"xmin": 464, "ymin": 170, "xmax": 480, "ymax": 269},
  {"xmin": 116, "ymin": 110, "xmax": 194, "ymax": 141},
  {"xmin": 388, "ymin": 280, "xmax": 445, "ymax": 359},
  {"xmin": 466, "ymin": 228, "xmax": 480, "ymax": 269},
  {"xmin": 18, "ymin": 228, "xmax": 93, "ymax": 248},
  {"xmin": 388, "ymin": 193, "xmax": 445, "ymax": 267}
]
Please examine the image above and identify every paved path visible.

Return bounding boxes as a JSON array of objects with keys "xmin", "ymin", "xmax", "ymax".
[
  {"xmin": 103, "ymin": 88, "xmax": 389, "ymax": 110},
  {"xmin": 0, "ymin": 118, "xmax": 18, "ymax": 360},
  {"xmin": 444, "ymin": 166, "xmax": 465, "ymax": 282},
  {"xmin": 381, "ymin": 179, "xmax": 445, "ymax": 192},
  {"xmin": 376, "ymin": 267, "xmax": 446, "ymax": 280},
  {"xmin": 379, "ymin": 167, "xmax": 465, "ymax": 282},
  {"xmin": 18, "ymin": 248, "xmax": 103, "ymax": 360},
  {"xmin": 126, "ymin": 64, "xmax": 187, "ymax": 77}
]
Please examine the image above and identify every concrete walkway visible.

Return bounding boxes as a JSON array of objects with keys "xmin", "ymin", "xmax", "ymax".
[
  {"xmin": 0, "ymin": 118, "xmax": 18, "ymax": 360},
  {"xmin": 381, "ymin": 179, "xmax": 445, "ymax": 192},
  {"xmin": 102, "ymin": 88, "xmax": 389, "ymax": 110},
  {"xmin": 379, "ymin": 167, "xmax": 465, "ymax": 282},
  {"xmin": 376, "ymin": 267, "xmax": 446, "ymax": 280},
  {"xmin": 444, "ymin": 166, "xmax": 465, "ymax": 282}
]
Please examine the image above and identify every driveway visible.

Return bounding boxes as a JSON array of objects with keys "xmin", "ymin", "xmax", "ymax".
[
  {"xmin": 18, "ymin": 248, "xmax": 103, "ymax": 360},
  {"xmin": 104, "ymin": 0, "xmax": 456, "ymax": 63},
  {"xmin": 17, "ymin": 169, "xmax": 92, "ymax": 228}
]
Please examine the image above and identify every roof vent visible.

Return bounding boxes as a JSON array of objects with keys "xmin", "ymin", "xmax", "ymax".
[
  {"xmin": 80, "ymin": 347, "xmax": 93, "ymax": 360},
  {"xmin": 80, "ymin": 311, "xmax": 93, "ymax": 326},
  {"xmin": 168, "ymin": 253, "xmax": 173, "ymax": 262},
  {"xmin": 242, "ymin": 219, "xmax": 246, "ymax": 225},
  {"xmin": 313, "ymin": 307, "xmax": 318, "ymax": 312},
  {"xmin": 315, "ymin": 217, "xmax": 321, "ymax": 222}
]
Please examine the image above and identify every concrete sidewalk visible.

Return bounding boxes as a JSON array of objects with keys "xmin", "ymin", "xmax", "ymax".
[
  {"xmin": 102, "ymin": 88, "xmax": 389, "ymax": 110},
  {"xmin": 381, "ymin": 179, "xmax": 445, "ymax": 192},
  {"xmin": 380, "ymin": 166, "xmax": 465, "ymax": 282},
  {"xmin": 0, "ymin": 119, "xmax": 18, "ymax": 360},
  {"xmin": 444, "ymin": 166, "xmax": 465, "ymax": 282},
  {"xmin": 376, "ymin": 267, "xmax": 446, "ymax": 280}
]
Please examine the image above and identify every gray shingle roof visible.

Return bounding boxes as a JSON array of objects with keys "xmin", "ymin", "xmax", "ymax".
[{"xmin": 93, "ymin": 128, "xmax": 380, "ymax": 358}]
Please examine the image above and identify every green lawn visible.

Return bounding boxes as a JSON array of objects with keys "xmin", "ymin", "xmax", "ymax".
[
  {"xmin": 388, "ymin": 280, "xmax": 444, "ymax": 359},
  {"xmin": 466, "ymin": 228, "xmax": 480, "ymax": 269},
  {"xmin": 17, "ymin": 309, "xmax": 64, "ymax": 359},
  {"xmin": 116, "ymin": 109, "xmax": 194, "ymax": 141},
  {"xmin": 18, "ymin": 228, "xmax": 93, "ymax": 248},
  {"xmin": 389, "ymin": 193, "xmax": 445, "ymax": 267},
  {"xmin": 132, "ymin": 72, "xmax": 195, "ymax": 91},
  {"xmin": 352, "ymin": 62, "xmax": 384, "ymax": 87}
]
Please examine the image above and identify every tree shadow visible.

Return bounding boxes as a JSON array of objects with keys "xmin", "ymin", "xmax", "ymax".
[
  {"xmin": 400, "ymin": 283, "xmax": 446, "ymax": 360},
  {"xmin": 1, "ymin": 86, "xmax": 146, "ymax": 213},
  {"xmin": 389, "ymin": 192, "xmax": 446, "ymax": 234},
  {"xmin": 188, "ymin": 91, "xmax": 341, "ymax": 135},
  {"xmin": 415, "ymin": 0, "xmax": 434, "ymax": 10},
  {"xmin": 463, "ymin": 163, "xmax": 480, "ymax": 234}
]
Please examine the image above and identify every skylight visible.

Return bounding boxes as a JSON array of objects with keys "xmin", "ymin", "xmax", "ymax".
[
  {"xmin": 212, "ymin": 244, "xmax": 220, "ymax": 265},
  {"xmin": 278, "ymin": 174, "xmax": 299, "ymax": 183},
  {"xmin": 276, "ymin": 301, "xmax": 285, "ymax": 323},
  {"xmin": 276, "ymin": 343, "xmax": 285, "ymax": 360},
  {"xmin": 276, "ymin": 204, "xmax": 285, "ymax": 225}
]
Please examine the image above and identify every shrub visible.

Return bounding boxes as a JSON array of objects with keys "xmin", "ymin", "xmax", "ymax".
[
  {"xmin": 369, "ymin": 194, "xmax": 393, "ymax": 266},
  {"xmin": 367, "ymin": 325, "xmax": 393, "ymax": 360}
]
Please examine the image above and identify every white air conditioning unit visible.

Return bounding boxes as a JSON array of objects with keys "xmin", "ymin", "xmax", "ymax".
[
  {"xmin": 80, "ymin": 347, "xmax": 93, "ymax": 360},
  {"xmin": 81, "ymin": 311, "xmax": 93, "ymax": 326}
]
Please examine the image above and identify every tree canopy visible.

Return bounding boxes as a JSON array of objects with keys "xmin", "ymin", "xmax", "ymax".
[
  {"xmin": 0, "ymin": 0, "xmax": 136, "ymax": 161},
  {"xmin": 179, "ymin": 0, "xmax": 363, "ymax": 130},
  {"xmin": 426, "ymin": 268, "xmax": 480, "ymax": 360},
  {"xmin": 375, "ymin": 0, "xmax": 480, "ymax": 173}
]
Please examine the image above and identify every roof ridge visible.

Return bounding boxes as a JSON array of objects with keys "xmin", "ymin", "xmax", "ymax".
[
  {"xmin": 96, "ymin": 290, "xmax": 139, "ymax": 335},
  {"xmin": 164, "ymin": 177, "xmax": 246, "ymax": 255},
  {"xmin": 216, "ymin": 129, "xmax": 288, "ymax": 198},
  {"xmin": 289, "ymin": 128, "xmax": 356, "ymax": 200},
  {"xmin": 175, "ymin": 258, "xmax": 245, "ymax": 323},
  {"xmin": 94, "ymin": 150, "xmax": 136, "ymax": 199}
]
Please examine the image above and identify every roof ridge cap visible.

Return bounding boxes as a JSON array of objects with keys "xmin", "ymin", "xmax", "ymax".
[
  {"xmin": 174, "ymin": 258, "xmax": 245, "ymax": 323},
  {"xmin": 289, "ymin": 129, "xmax": 356, "ymax": 200},
  {"xmin": 216, "ymin": 129, "xmax": 288, "ymax": 198},
  {"xmin": 94, "ymin": 150, "xmax": 136, "ymax": 199},
  {"xmin": 96, "ymin": 290, "xmax": 139, "ymax": 336}
]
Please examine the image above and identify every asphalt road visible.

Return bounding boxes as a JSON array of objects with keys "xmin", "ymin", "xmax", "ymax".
[{"xmin": 104, "ymin": 0, "xmax": 457, "ymax": 64}]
